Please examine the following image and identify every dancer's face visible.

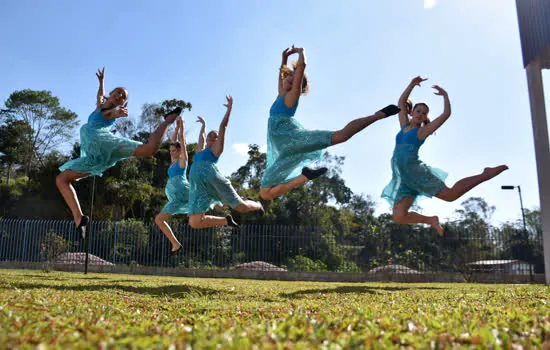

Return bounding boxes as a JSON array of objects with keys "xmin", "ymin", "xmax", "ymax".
[
  {"xmin": 206, "ymin": 131, "xmax": 218, "ymax": 147},
  {"xmin": 169, "ymin": 145, "xmax": 181, "ymax": 162},
  {"xmin": 282, "ymin": 71, "xmax": 294, "ymax": 92},
  {"xmin": 107, "ymin": 88, "xmax": 128, "ymax": 106},
  {"xmin": 411, "ymin": 104, "xmax": 429, "ymax": 125}
]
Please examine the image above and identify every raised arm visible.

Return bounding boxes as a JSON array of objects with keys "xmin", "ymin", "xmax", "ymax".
[
  {"xmin": 172, "ymin": 117, "xmax": 181, "ymax": 142},
  {"xmin": 211, "ymin": 95, "xmax": 233, "ymax": 158},
  {"xmin": 178, "ymin": 116, "xmax": 188, "ymax": 167},
  {"xmin": 196, "ymin": 116, "xmax": 207, "ymax": 152},
  {"xmin": 278, "ymin": 47, "xmax": 292, "ymax": 95},
  {"xmin": 96, "ymin": 67, "xmax": 105, "ymax": 107},
  {"xmin": 171, "ymin": 118, "xmax": 180, "ymax": 143},
  {"xmin": 283, "ymin": 47, "xmax": 306, "ymax": 109},
  {"xmin": 417, "ymin": 85, "xmax": 451, "ymax": 140},
  {"xmin": 398, "ymin": 76, "xmax": 427, "ymax": 128}
]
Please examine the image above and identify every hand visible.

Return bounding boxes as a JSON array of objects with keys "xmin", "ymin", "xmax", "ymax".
[
  {"xmin": 96, "ymin": 67, "xmax": 105, "ymax": 82},
  {"xmin": 292, "ymin": 46, "xmax": 304, "ymax": 54},
  {"xmin": 116, "ymin": 102, "xmax": 128, "ymax": 117},
  {"xmin": 282, "ymin": 46, "xmax": 292, "ymax": 59},
  {"xmin": 176, "ymin": 116, "xmax": 183, "ymax": 127},
  {"xmin": 196, "ymin": 116, "xmax": 206, "ymax": 125},
  {"xmin": 410, "ymin": 76, "xmax": 427, "ymax": 87},
  {"xmin": 432, "ymin": 85, "xmax": 448, "ymax": 96},
  {"xmin": 223, "ymin": 95, "xmax": 233, "ymax": 109}
]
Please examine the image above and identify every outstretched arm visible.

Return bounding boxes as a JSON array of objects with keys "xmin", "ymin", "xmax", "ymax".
[
  {"xmin": 398, "ymin": 76, "xmax": 426, "ymax": 128},
  {"xmin": 278, "ymin": 47, "xmax": 292, "ymax": 95},
  {"xmin": 96, "ymin": 67, "xmax": 105, "ymax": 107},
  {"xmin": 178, "ymin": 116, "xmax": 188, "ymax": 167},
  {"xmin": 196, "ymin": 116, "xmax": 207, "ymax": 152},
  {"xmin": 417, "ymin": 85, "xmax": 451, "ymax": 140},
  {"xmin": 283, "ymin": 47, "xmax": 306, "ymax": 109},
  {"xmin": 211, "ymin": 95, "xmax": 233, "ymax": 158}
]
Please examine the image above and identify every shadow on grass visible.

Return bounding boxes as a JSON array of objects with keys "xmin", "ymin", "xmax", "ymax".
[
  {"xmin": 0, "ymin": 281, "xmax": 222, "ymax": 298},
  {"xmin": 5, "ymin": 273, "xmax": 110, "ymax": 281},
  {"xmin": 281, "ymin": 285, "xmax": 447, "ymax": 298}
]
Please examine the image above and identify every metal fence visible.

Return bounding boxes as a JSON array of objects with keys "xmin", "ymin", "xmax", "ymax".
[{"xmin": 0, "ymin": 219, "xmax": 545, "ymax": 278}]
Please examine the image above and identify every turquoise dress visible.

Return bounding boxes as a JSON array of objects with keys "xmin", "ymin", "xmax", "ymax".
[
  {"xmin": 188, "ymin": 148, "xmax": 242, "ymax": 215},
  {"xmin": 161, "ymin": 162, "xmax": 190, "ymax": 215},
  {"xmin": 260, "ymin": 94, "xmax": 333, "ymax": 188},
  {"xmin": 59, "ymin": 108, "xmax": 142, "ymax": 178},
  {"xmin": 381, "ymin": 125, "xmax": 448, "ymax": 207}
]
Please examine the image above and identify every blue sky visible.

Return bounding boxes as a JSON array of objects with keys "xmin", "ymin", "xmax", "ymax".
[{"xmin": 1, "ymin": 0, "xmax": 548, "ymax": 225}]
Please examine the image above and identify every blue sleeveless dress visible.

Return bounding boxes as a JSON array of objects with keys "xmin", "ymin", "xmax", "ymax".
[
  {"xmin": 260, "ymin": 94, "xmax": 333, "ymax": 188},
  {"xmin": 59, "ymin": 108, "xmax": 142, "ymax": 178},
  {"xmin": 381, "ymin": 125, "xmax": 448, "ymax": 207},
  {"xmin": 161, "ymin": 162, "xmax": 190, "ymax": 215},
  {"xmin": 188, "ymin": 148, "xmax": 242, "ymax": 215}
]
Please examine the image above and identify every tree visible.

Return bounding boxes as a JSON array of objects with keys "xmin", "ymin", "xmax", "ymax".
[
  {"xmin": 138, "ymin": 99, "xmax": 192, "ymax": 140},
  {"xmin": 230, "ymin": 144, "xmax": 266, "ymax": 193},
  {"xmin": 112, "ymin": 117, "xmax": 138, "ymax": 139},
  {"xmin": 138, "ymin": 103, "xmax": 162, "ymax": 136},
  {"xmin": 452, "ymin": 197, "xmax": 495, "ymax": 237},
  {"xmin": 0, "ymin": 119, "xmax": 31, "ymax": 183},
  {"xmin": 1, "ymin": 89, "xmax": 78, "ymax": 188},
  {"xmin": 524, "ymin": 208, "xmax": 542, "ymax": 240}
]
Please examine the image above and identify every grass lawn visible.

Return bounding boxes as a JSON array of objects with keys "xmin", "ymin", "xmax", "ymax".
[{"xmin": 0, "ymin": 268, "xmax": 549, "ymax": 349}]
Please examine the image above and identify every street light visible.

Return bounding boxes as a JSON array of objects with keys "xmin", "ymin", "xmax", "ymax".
[
  {"xmin": 501, "ymin": 185, "xmax": 527, "ymax": 234},
  {"xmin": 502, "ymin": 185, "xmax": 533, "ymax": 279}
]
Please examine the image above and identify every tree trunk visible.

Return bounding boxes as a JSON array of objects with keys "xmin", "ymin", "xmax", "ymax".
[{"xmin": 6, "ymin": 163, "xmax": 12, "ymax": 184}]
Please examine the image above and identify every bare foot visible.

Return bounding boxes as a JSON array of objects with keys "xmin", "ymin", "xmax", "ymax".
[
  {"xmin": 428, "ymin": 216, "xmax": 444, "ymax": 236},
  {"xmin": 170, "ymin": 243, "xmax": 183, "ymax": 256},
  {"xmin": 171, "ymin": 243, "xmax": 182, "ymax": 253},
  {"xmin": 483, "ymin": 165, "xmax": 509, "ymax": 179}
]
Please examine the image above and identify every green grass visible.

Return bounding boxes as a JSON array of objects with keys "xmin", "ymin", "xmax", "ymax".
[{"xmin": 0, "ymin": 269, "xmax": 549, "ymax": 349}]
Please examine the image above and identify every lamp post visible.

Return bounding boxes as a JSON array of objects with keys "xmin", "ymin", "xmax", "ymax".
[
  {"xmin": 502, "ymin": 185, "xmax": 533, "ymax": 279},
  {"xmin": 501, "ymin": 185, "xmax": 527, "ymax": 234}
]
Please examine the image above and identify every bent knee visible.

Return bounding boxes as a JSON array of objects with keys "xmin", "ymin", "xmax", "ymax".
[
  {"xmin": 134, "ymin": 144, "xmax": 155, "ymax": 157},
  {"xmin": 55, "ymin": 174, "xmax": 66, "ymax": 188},
  {"xmin": 435, "ymin": 188, "xmax": 455, "ymax": 202},
  {"xmin": 392, "ymin": 211, "xmax": 406, "ymax": 224},
  {"xmin": 154, "ymin": 215, "xmax": 164, "ymax": 224},
  {"xmin": 189, "ymin": 216, "xmax": 203, "ymax": 229}
]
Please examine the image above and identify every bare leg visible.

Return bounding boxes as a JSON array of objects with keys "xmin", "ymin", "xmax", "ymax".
[
  {"xmin": 259, "ymin": 175, "xmax": 309, "ymax": 200},
  {"xmin": 189, "ymin": 213, "xmax": 229, "ymax": 229},
  {"xmin": 234, "ymin": 199, "xmax": 263, "ymax": 213},
  {"xmin": 133, "ymin": 114, "xmax": 178, "ymax": 157},
  {"xmin": 436, "ymin": 165, "xmax": 508, "ymax": 202},
  {"xmin": 155, "ymin": 212, "xmax": 181, "ymax": 252},
  {"xmin": 56, "ymin": 170, "xmax": 89, "ymax": 225},
  {"xmin": 392, "ymin": 197, "xmax": 444, "ymax": 236},
  {"xmin": 330, "ymin": 111, "xmax": 388, "ymax": 146}
]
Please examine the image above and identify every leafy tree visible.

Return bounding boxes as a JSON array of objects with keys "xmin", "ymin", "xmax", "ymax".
[
  {"xmin": 0, "ymin": 119, "xmax": 31, "ymax": 183},
  {"xmin": 0, "ymin": 89, "xmax": 78, "ymax": 188}
]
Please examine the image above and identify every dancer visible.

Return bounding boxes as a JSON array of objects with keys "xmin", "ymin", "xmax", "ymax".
[
  {"xmin": 260, "ymin": 46, "xmax": 400, "ymax": 200},
  {"xmin": 57, "ymin": 67, "xmax": 180, "ymax": 238},
  {"xmin": 381, "ymin": 76, "xmax": 508, "ymax": 235},
  {"xmin": 188, "ymin": 96, "xmax": 264, "ymax": 229},
  {"xmin": 155, "ymin": 116, "xmax": 189, "ymax": 256}
]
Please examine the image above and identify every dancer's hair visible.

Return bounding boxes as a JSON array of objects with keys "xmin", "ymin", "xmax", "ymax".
[{"xmin": 280, "ymin": 61, "xmax": 310, "ymax": 95}]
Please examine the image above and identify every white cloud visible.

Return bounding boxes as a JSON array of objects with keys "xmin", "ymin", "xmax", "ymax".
[
  {"xmin": 232, "ymin": 143, "xmax": 249, "ymax": 156},
  {"xmin": 424, "ymin": 0, "xmax": 437, "ymax": 9},
  {"xmin": 259, "ymin": 144, "xmax": 267, "ymax": 153}
]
